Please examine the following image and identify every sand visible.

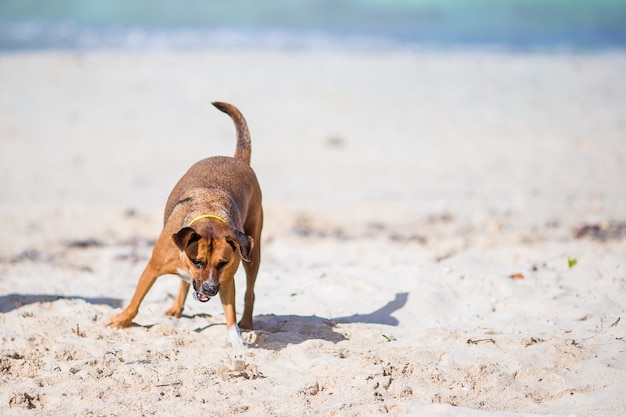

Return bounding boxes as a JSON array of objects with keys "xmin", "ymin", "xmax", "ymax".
[{"xmin": 0, "ymin": 50, "xmax": 625, "ymax": 416}]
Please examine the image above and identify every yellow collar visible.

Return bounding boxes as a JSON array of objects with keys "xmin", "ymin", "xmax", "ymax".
[{"xmin": 188, "ymin": 214, "xmax": 227, "ymax": 227}]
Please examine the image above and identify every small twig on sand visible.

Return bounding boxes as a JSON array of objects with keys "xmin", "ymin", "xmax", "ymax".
[
  {"xmin": 467, "ymin": 338, "xmax": 496, "ymax": 345},
  {"xmin": 155, "ymin": 381, "xmax": 182, "ymax": 388}
]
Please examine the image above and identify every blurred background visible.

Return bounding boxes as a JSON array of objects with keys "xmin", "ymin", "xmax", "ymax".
[
  {"xmin": 1, "ymin": 1, "xmax": 625, "ymax": 223},
  {"xmin": 1, "ymin": 0, "xmax": 626, "ymax": 52}
]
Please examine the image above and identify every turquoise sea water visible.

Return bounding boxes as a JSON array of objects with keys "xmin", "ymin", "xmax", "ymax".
[{"xmin": 1, "ymin": 0, "xmax": 625, "ymax": 51}]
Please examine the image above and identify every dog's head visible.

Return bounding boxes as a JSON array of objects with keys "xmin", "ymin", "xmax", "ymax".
[{"xmin": 172, "ymin": 224, "xmax": 253, "ymax": 302}]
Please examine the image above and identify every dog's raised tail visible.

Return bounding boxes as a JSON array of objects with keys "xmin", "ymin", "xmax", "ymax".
[{"xmin": 212, "ymin": 101, "xmax": 251, "ymax": 165}]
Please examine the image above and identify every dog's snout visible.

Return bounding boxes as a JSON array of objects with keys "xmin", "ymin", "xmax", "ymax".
[{"xmin": 202, "ymin": 282, "xmax": 220, "ymax": 297}]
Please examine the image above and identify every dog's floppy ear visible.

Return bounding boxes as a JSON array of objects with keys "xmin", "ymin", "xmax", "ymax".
[
  {"xmin": 227, "ymin": 230, "xmax": 254, "ymax": 262},
  {"xmin": 172, "ymin": 227, "xmax": 201, "ymax": 259}
]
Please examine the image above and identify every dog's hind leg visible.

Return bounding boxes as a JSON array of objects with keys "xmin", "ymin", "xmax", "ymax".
[
  {"xmin": 165, "ymin": 279, "xmax": 190, "ymax": 318},
  {"xmin": 239, "ymin": 235, "xmax": 261, "ymax": 330},
  {"xmin": 239, "ymin": 212, "xmax": 262, "ymax": 330}
]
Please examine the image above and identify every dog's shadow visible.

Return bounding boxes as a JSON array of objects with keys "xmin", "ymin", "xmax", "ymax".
[
  {"xmin": 0, "ymin": 293, "xmax": 123, "ymax": 314},
  {"xmin": 0, "ymin": 292, "xmax": 409, "ymax": 351},
  {"xmin": 250, "ymin": 292, "xmax": 409, "ymax": 350}
]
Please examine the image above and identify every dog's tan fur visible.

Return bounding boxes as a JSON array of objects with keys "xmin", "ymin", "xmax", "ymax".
[{"xmin": 108, "ymin": 102, "xmax": 262, "ymax": 347}]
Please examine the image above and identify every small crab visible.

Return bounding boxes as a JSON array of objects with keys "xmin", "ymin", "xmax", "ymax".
[{"xmin": 218, "ymin": 354, "xmax": 258, "ymax": 381}]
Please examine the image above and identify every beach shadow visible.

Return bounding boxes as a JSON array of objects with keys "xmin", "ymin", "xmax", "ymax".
[
  {"xmin": 0, "ymin": 293, "xmax": 123, "ymax": 314},
  {"xmin": 251, "ymin": 292, "xmax": 409, "ymax": 350},
  {"xmin": 335, "ymin": 292, "xmax": 409, "ymax": 326}
]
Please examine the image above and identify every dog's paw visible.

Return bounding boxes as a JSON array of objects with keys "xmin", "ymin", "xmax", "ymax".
[
  {"xmin": 164, "ymin": 305, "xmax": 184, "ymax": 318},
  {"xmin": 107, "ymin": 313, "xmax": 133, "ymax": 328},
  {"xmin": 238, "ymin": 318, "xmax": 253, "ymax": 330}
]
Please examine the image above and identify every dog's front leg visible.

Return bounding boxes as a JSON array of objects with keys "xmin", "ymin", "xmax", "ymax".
[
  {"xmin": 108, "ymin": 260, "xmax": 161, "ymax": 328},
  {"xmin": 219, "ymin": 278, "xmax": 245, "ymax": 348}
]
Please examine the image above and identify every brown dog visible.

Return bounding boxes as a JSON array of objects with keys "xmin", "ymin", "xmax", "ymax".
[{"xmin": 108, "ymin": 102, "xmax": 262, "ymax": 348}]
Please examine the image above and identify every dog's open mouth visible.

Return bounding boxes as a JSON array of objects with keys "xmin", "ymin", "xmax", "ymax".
[{"xmin": 196, "ymin": 292, "xmax": 211, "ymax": 302}]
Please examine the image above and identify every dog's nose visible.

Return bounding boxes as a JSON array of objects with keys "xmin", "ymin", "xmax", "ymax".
[{"xmin": 201, "ymin": 282, "xmax": 220, "ymax": 297}]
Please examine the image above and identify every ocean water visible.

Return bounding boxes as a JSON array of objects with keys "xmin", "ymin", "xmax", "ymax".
[{"xmin": 1, "ymin": 0, "xmax": 625, "ymax": 52}]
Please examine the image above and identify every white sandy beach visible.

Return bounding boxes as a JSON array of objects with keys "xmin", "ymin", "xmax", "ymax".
[{"xmin": 0, "ymin": 50, "xmax": 625, "ymax": 416}]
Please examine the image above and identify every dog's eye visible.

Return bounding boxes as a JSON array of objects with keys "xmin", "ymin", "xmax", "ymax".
[
  {"xmin": 216, "ymin": 261, "xmax": 228, "ymax": 270},
  {"xmin": 192, "ymin": 260, "xmax": 204, "ymax": 269}
]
